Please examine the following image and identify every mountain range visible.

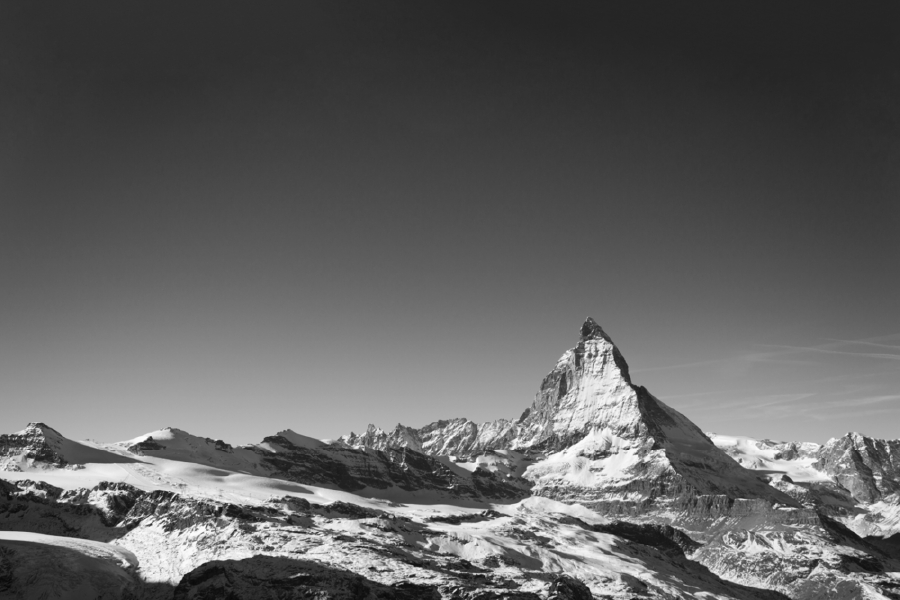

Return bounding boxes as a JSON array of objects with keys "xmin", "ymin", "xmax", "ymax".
[{"xmin": 1, "ymin": 318, "xmax": 898, "ymax": 599}]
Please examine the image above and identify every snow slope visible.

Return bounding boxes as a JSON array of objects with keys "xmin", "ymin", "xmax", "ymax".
[{"xmin": 0, "ymin": 531, "xmax": 139, "ymax": 600}]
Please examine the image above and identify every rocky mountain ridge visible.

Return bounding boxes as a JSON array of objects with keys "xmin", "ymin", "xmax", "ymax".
[
  {"xmin": 111, "ymin": 426, "xmax": 528, "ymax": 503},
  {"xmin": 815, "ymin": 432, "xmax": 900, "ymax": 504}
]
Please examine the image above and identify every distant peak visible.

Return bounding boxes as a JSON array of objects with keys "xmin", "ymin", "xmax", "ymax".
[
  {"xmin": 23, "ymin": 422, "xmax": 62, "ymax": 435},
  {"xmin": 580, "ymin": 317, "xmax": 612, "ymax": 344}
]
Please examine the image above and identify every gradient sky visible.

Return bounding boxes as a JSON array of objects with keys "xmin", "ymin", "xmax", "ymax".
[{"xmin": 2, "ymin": 2, "xmax": 898, "ymax": 446}]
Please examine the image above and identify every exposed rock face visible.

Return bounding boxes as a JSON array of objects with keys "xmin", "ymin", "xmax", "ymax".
[
  {"xmin": 342, "ymin": 318, "xmax": 793, "ymax": 516},
  {"xmin": 548, "ymin": 575, "xmax": 594, "ymax": 600},
  {"xmin": 814, "ymin": 432, "xmax": 900, "ymax": 504},
  {"xmin": 58, "ymin": 482, "xmax": 145, "ymax": 527},
  {"xmin": 173, "ymin": 556, "xmax": 442, "ymax": 600},
  {"xmin": 255, "ymin": 434, "xmax": 529, "ymax": 500},
  {"xmin": 589, "ymin": 520, "xmax": 702, "ymax": 558},
  {"xmin": 115, "ymin": 426, "xmax": 527, "ymax": 503},
  {"xmin": 0, "ymin": 423, "xmax": 140, "ymax": 472},
  {"xmin": 0, "ymin": 423, "xmax": 70, "ymax": 469},
  {"xmin": 692, "ymin": 515, "xmax": 900, "ymax": 600},
  {"xmin": 126, "ymin": 436, "xmax": 167, "ymax": 455}
]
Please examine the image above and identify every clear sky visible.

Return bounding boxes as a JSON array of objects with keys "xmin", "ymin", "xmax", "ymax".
[{"xmin": 2, "ymin": 2, "xmax": 898, "ymax": 446}]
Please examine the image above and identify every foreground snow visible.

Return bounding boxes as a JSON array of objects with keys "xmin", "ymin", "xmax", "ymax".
[{"xmin": 0, "ymin": 531, "xmax": 139, "ymax": 599}]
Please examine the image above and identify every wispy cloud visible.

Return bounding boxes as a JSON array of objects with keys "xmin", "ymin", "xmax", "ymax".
[
  {"xmin": 822, "ymin": 394, "xmax": 900, "ymax": 408},
  {"xmin": 658, "ymin": 390, "xmax": 723, "ymax": 400},
  {"xmin": 679, "ymin": 392, "xmax": 817, "ymax": 414},
  {"xmin": 761, "ymin": 344, "xmax": 900, "ymax": 361},
  {"xmin": 824, "ymin": 339, "xmax": 900, "ymax": 351},
  {"xmin": 811, "ymin": 406, "xmax": 900, "ymax": 421},
  {"xmin": 631, "ymin": 358, "xmax": 732, "ymax": 374},
  {"xmin": 633, "ymin": 333, "xmax": 900, "ymax": 375},
  {"xmin": 753, "ymin": 393, "xmax": 817, "ymax": 408},
  {"xmin": 644, "ymin": 334, "xmax": 900, "ymax": 437}
]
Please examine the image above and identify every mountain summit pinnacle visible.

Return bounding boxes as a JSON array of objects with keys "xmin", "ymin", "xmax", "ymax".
[{"xmin": 579, "ymin": 317, "xmax": 611, "ymax": 342}]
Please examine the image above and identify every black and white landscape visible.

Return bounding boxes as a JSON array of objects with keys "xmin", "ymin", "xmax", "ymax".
[
  {"xmin": 2, "ymin": 318, "xmax": 900, "ymax": 599},
  {"xmin": 3, "ymin": 1, "xmax": 899, "ymax": 599}
]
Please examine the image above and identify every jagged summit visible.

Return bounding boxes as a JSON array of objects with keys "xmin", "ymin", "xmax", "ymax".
[
  {"xmin": 815, "ymin": 431, "xmax": 900, "ymax": 503},
  {"xmin": 579, "ymin": 316, "xmax": 611, "ymax": 342},
  {"xmin": 21, "ymin": 422, "xmax": 58, "ymax": 432},
  {"xmin": 14, "ymin": 422, "xmax": 65, "ymax": 439}
]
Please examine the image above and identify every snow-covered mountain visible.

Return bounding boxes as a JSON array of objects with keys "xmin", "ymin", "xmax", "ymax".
[
  {"xmin": 0, "ymin": 422, "xmax": 142, "ymax": 471},
  {"xmin": 709, "ymin": 431, "xmax": 900, "ymax": 542},
  {"xmin": 342, "ymin": 318, "xmax": 793, "ymax": 518},
  {"xmin": 707, "ymin": 434, "xmax": 825, "ymax": 483},
  {"xmin": 815, "ymin": 432, "xmax": 900, "ymax": 504},
  {"xmin": 111, "ymin": 425, "xmax": 528, "ymax": 502},
  {"xmin": 2, "ymin": 318, "xmax": 899, "ymax": 599}
]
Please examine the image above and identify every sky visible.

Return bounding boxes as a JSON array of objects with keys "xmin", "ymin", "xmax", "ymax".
[{"xmin": 1, "ymin": 2, "xmax": 898, "ymax": 446}]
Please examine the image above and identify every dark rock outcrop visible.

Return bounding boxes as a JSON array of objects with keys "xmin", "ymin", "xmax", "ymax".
[
  {"xmin": 126, "ymin": 436, "xmax": 166, "ymax": 455},
  {"xmin": 173, "ymin": 555, "xmax": 442, "ymax": 600},
  {"xmin": 548, "ymin": 574, "xmax": 593, "ymax": 600},
  {"xmin": 0, "ymin": 423, "xmax": 69, "ymax": 468},
  {"xmin": 257, "ymin": 436, "xmax": 529, "ymax": 501}
]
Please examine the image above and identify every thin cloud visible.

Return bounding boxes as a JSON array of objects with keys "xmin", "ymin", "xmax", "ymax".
[
  {"xmin": 761, "ymin": 345, "xmax": 900, "ymax": 361},
  {"xmin": 631, "ymin": 358, "xmax": 731, "ymax": 374},
  {"xmin": 686, "ymin": 393, "xmax": 816, "ymax": 414},
  {"xmin": 633, "ymin": 333, "xmax": 900, "ymax": 374},
  {"xmin": 824, "ymin": 339, "xmax": 900, "ymax": 351},
  {"xmin": 658, "ymin": 390, "xmax": 723, "ymax": 400},
  {"xmin": 822, "ymin": 394, "xmax": 900, "ymax": 408},
  {"xmin": 811, "ymin": 406, "xmax": 900, "ymax": 422},
  {"xmin": 753, "ymin": 393, "xmax": 817, "ymax": 408}
]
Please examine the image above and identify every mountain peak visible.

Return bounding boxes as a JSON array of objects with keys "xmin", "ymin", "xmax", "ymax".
[
  {"xmin": 21, "ymin": 422, "xmax": 61, "ymax": 436},
  {"xmin": 579, "ymin": 317, "xmax": 612, "ymax": 343},
  {"xmin": 2, "ymin": 423, "xmax": 139, "ymax": 469}
]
